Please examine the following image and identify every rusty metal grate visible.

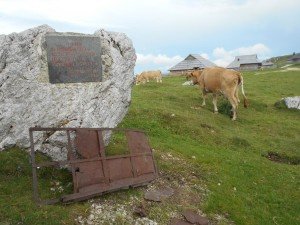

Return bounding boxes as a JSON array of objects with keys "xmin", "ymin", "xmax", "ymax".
[{"xmin": 29, "ymin": 127, "xmax": 158, "ymax": 204}]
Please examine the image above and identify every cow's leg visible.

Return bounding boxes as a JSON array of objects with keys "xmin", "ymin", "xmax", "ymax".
[
  {"xmin": 201, "ymin": 90, "xmax": 207, "ymax": 106},
  {"xmin": 228, "ymin": 90, "xmax": 239, "ymax": 120},
  {"xmin": 233, "ymin": 87, "xmax": 239, "ymax": 109},
  {"xmin": 212, "ymin": 93, "xmax": 218, "ymax": 113},
  {"xmin": 235, "ymin": 87, "xmax": 240, "ymax": 103},
  {"xmin": 228, "ymin": 97, "xmax": 237, "ymax": 120}
]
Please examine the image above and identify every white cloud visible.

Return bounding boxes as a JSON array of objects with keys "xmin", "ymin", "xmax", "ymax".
[
  {"xmin": 0, "ymin": 0, "xmax": 299, "ymax": 35},
  {"xmin": 200, "ymin": 53, "xmax": 209, "ymax": 60},
  {"xmin": 212, "ymin": 43, "xmax": 271, "ymax": 67},
  {"xmin": 0, "ymin": 0, "xmax": 297, "ymax": 72},
  {"xmin": 136, "ymin": 53, "xmax": 183, "ymax": 67},
  {"xmin": 135, "ymin": 53, "xmax": 184, "ymax": 73}
]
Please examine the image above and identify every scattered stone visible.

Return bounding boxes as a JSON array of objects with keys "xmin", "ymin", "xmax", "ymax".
[
  {"xmin": 134, "ymin": 203, "xmax": 147, "ymax": 217},
  {"xmin": 182, "ymin": 80, "xmax": 194, "ymax": 86},
  {"xmin": 75, "ymin": 202, "xmax": 157, "ymax": 225},
  {"xmin": 283, "ymin": 96, "xmax": 300, "ymax": 109},
  {"xmin": 135, "ymin": 217, "xmax": 158, "ymax": 225},
  {"xmin": 170, "ymin": 218, "xmax": 192, "ymax": 225},
  {"xmin": 144, "ymin": 187, "xmax": 174, "ymax": 202},
  {"xmin": 182, "ymin": 210, "xmax": 209, "ymax": 225}
]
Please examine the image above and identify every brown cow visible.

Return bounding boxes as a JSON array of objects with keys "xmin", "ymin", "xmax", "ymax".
[
  {"xmin": 135, "ymin": 70, "xmax": 162, "ymax": 85},
  {"xmin": 188, "ymin": 67, "xmax": 248, "ymax": 120}
]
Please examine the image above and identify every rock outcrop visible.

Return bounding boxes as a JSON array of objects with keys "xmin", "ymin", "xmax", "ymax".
[
  {"xmin": 283, "ymin": 96, "xmax": 300, "ymax": 110},
  {"xmin": 0, "ymin": 25, "xmax": 136, "ymax": 160}
]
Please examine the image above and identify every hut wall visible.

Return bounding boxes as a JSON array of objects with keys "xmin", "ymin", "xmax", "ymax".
[
  {"xmin": 169, "ymin": 70, "xmax": 192, "ymax": 76},
  {"xmin": 240, "ymin": 63, "xmax": 260, "ymax": 71}
]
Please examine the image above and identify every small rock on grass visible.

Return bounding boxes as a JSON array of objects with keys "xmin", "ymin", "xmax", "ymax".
[
  {"xmin": 134, "ymin": 203, "xmax": 147, "ymax": 217},
  {"xmin": 182, "ymin": 209, "xmax": 209, "ymax": 225},
  {"xmin": 144, "ymin": 187, "xmax": 174, "ymax": 202},
  {"xmin": 170, "ymin": 218, "xmax": 192, "ymax": 225}
]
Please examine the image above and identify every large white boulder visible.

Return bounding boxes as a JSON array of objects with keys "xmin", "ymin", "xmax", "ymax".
[
  {"xmin": 0, "ymin": 25, "xmax": 136, "ymax": 159},
  {"xmin": 283, "ymin": 96, "xmax": 300, "ymax": 110}
]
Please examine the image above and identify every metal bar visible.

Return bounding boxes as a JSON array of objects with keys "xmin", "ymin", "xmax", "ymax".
[
  {"xmin": 29, "ymin": 129, "xmax": 40, "ymax": 203},
  {"xmin": 97, "ymin": 130, "xmax": 110, "ymax": 183},
  {"xmin": 66, "ymin": 130, "xmax": 78, "ymax": 193},
  {"xmin": 146, "ymin": 134, "xmax": 159, "ymax": 176},
  {"xmin": 61, "ymin": 175, "xmax": 156, "ymax": 203},
  {"xmin": 35, "ymin": 152, "xmax": 154, "ymax": 168},
  {"xmin": 29, "ymin": 127, "xmax": 146, "ymax": 133},
  {"xmin": 126, "ymin": 131, "xmax": 137, "ymax": 177}
]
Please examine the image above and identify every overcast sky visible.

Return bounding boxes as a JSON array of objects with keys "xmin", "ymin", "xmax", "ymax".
[{"xmin": 1, "ymin": 0, "xmax": 299, "ymax": 73}]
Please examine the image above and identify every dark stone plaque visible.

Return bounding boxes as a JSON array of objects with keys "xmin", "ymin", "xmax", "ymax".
[{"xmin": 46, "ymin": 34, "xmax": 102, "ymax": 84}]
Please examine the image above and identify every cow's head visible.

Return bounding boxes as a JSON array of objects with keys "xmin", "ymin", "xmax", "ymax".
[
  {"xmin": 185, "ymin": 71, "xmax": 193, "ymax": 80},
  {"xmin": 135, "ymin": 74, "xmax": 145, "ymax": 85},
  {"xmin": 135, "ymin": 75, "xmax": 141, "ymax": 85},
  {"xmin": 188, "ymin": 70, "xmax": 202, "ymax": 85}
]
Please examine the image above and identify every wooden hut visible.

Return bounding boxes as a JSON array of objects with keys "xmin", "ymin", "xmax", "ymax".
[
  {"xmin": 261, "ymin": 60, "xmax": 276, "ymax": 69},
  {"xmin": 287, "ymin": 53, "xmax": 300, "ymax": 63},
  {"xmin": 227, "ymin": 54, "xmax": 262, "ymax": 71},
  {"xmin": 168, "ymin": 54, "xmax": 216, "ymax": 75}
]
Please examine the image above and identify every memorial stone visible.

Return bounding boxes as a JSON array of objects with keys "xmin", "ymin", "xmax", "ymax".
[{"xmin": 0, "ymin": 25, "xmax": 136, "ymax": 160}]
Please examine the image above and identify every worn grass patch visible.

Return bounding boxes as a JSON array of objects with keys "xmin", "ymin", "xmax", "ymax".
[{"xmin": 264, "ymin": 151, "xmax": 300, "ymax": 165}]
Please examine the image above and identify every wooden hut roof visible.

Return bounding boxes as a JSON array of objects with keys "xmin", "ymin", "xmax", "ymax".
[{"xmin": 169, "ymin": 54, "xmax": 216, "ymax": 71}]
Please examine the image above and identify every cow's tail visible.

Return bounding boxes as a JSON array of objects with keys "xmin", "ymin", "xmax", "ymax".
[{"xmin": 238, "ymin": 74, "xmax": 249, "ymax": 108}]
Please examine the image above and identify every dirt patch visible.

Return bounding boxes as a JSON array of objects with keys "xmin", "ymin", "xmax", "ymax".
[
  {"xmin": 284, "ymin": 67, "xmax": 300, "ymax": 71},
  {"xmin": 265, "ymin": 152, "xmax": 300, "ymax": 165},
  {"xmin": 75, "ymin": 198, "xmax": 158, "ymax": 225},
  {"xmin": 74, "ymin": 151, "xmax": 209, "ymax": 225}
]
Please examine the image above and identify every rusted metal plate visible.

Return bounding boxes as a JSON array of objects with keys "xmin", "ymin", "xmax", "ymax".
[
  {"xmin": 75, "ymin": 129, "xmax": 100, "ymax": 158},
  {"xmin": 46, "ymin": 34, "xmax": 102, "ymax": 84},
  {"xmin": 29, "ymin": 127, "xmax": 158, "ymax": 204},
  {"xmin": 108, "ymin": 158, "xmax": 133, "ymax": 180},
  {"xmin": 74, "ymin": 161, "xmax": 105, "ymax": 190},
  {"xmin": 134, "ymin": 155, "xmax": 156, "ymax": 176}
]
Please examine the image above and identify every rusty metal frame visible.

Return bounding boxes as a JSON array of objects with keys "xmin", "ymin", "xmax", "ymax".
[{"xmin": 29, "ymin": 127, "xmax": 158, "ymax": 204}]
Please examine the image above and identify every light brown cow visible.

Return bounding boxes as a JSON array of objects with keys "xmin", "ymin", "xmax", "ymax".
[
  {"xmin": 188, "ymin": 67, "xmax": 248, "ymax": 120},
  {"xmin": 135, "ymin": 70, "xmax": 163, "ymax": 85}
]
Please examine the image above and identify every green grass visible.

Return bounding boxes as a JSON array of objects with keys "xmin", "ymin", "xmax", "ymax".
[
  {"xmin": 119, "ymin": 71, "xmax": 300, "ymax": 225},
  {"xmin": 1, "ymin": 70, "xmax": 299, "ymax": 224}
]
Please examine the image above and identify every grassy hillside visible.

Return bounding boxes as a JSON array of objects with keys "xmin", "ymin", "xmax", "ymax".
[
  {"xmin": 0, "ymin": 69, "xmax": 299, "ymax": 225},
  {"xmin": 268, "ymin": 53, "xmax": 299, "ymax": 67}
]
